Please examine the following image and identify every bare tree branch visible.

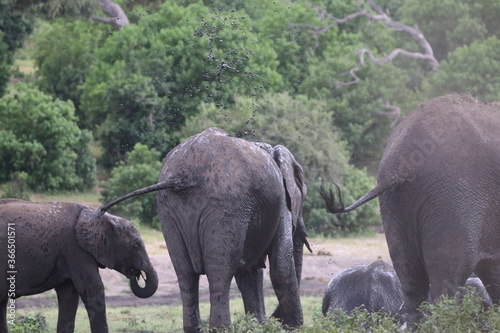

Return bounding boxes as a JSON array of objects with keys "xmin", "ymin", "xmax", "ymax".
[
  {"xmin": 92, "ymin": 0, "xmax": 129, "ymax": 28},
  {"xmin": 375, "ymin": 98, "xmax": 402, "ymax": 125},
  {"xmin": 295, "ymin": 0, "xmax": 439, "ymax": 86}
]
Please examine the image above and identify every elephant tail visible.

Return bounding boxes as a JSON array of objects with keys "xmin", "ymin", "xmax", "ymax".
[
  {"xmin": 320, "ymin": 182, "xmax": 390, "ymax": 214},
  {"xmin": 98, "ymin": 178, "xmax": 184, "ymax": 214}
]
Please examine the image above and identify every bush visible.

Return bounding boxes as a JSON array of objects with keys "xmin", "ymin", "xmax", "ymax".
[
  {"xmin": 307, "ymin": 308, "xmax": 400, "ymax": 333},
  {"xmin": 1, "ymin": 171, "xmax": 31, "ymax": 201},
  {"xmin": 9, "ymin": 314, "xmax": 47, "ymax": 333},
  {"xmin": 417, "ymin": 288, "xmax": 500, "ymax": 332},
  {"xmin": 101, "ymin": 143, "xmax": 162, "ymax": 228},
  {"xmin": 0, "ymin": 83, "xmax": 96, "ymax": 192}
]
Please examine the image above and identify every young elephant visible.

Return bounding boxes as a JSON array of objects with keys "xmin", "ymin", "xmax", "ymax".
[
  {"xmin": 322, "ymin": 260, "xmax": 492, "ymax": 317},
  {"xmin": 322, "ymin": 260, "xmax": 403, "ymax": 316},
  {"xmin": 0, "ymin": 199, "xmax": 158, "ymax": 333},
  {"xmin": 99, "ymin": 127, "xmax": 310, "ymax": 332}
]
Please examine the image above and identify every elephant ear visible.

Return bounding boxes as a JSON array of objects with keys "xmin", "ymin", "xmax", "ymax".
[
  {"xmin": 75, "ymin": 207, "xmax": 117, "ymax": 269},
  {"xmin": 272, "ymin": 145, "xmax": 307, "ymax": 230}
]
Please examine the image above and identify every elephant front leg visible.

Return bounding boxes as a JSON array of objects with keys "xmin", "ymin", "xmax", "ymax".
[
  {"xmin": 75, "ymin": 277, "xmax": 108, "ymax": 333},
  {"xmin": 55, "ymin": 282, "xmax": 80, "ymax": 333},
  {"xmin": 235, "ymin": 267, "xmax": 266, "ymax": 323}
]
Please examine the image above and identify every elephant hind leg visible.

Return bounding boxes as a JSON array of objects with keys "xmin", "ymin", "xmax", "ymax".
[
  {"xmin": 381, "ymin": 208, "xmax": 429, "ymax": 325},
  {"xmin": 205, "ymin": 268, "xmax": 233, "ymax": 330},
  {"xmin": 177, "ymin": 272, "xmax": 202, "ymax": 333},
  {"xmin": 267, "ymin": 214, "xmax": 303, "ymax": 329},
  {"xmin": 55, "ymin": 282, "xmax": 80, "ymax": 333},
  {"xmin": 235, "ymin": 267, "xmax": 265, "ymax": 323}
]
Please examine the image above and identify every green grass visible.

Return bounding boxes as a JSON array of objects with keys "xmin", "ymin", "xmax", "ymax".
[
  {"xmin": 12, "ymin": 296, "xmax": 321, "ymax": 332},
  {"xmin": 31, "ymin": 189, "xmax": 102, "ymax": 208},
  {"xmin": 14, "ymin": 292, "xmax": 500, "ymax": 332}
]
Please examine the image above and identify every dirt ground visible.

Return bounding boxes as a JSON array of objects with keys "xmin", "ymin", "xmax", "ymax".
[{"xmin": 17, "ymin": 233, "xmax": 391, "ymax": 309}]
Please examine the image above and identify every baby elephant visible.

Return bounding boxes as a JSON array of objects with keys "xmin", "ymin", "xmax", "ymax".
[
  {"xmin": 323, "ymin": 260, "xmax": 492, "ymax": 317},
  {"xmin": 322, "ymin": 260, "xmax": 403, "ymax": 316},
  {"xmin": 0, "ymin": 199, "xmax": 158, "ymax": 333}
]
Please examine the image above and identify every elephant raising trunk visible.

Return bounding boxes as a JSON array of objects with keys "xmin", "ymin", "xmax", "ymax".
[{"xmin": 130, "ymin": 267, "xmax": 159, "ymax": 299}]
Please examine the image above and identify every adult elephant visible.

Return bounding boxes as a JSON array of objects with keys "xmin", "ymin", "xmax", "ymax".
[
  {"xmin": 0, "ymin": 199, "xmax": 158, "ymax": 333},
  {"xmin": 321, "ymin": 94, "xmax": 500, "ymax": 325},
  {"xmin": 100, "ymin": 127, "xmax": 310, "ymax": 332}
]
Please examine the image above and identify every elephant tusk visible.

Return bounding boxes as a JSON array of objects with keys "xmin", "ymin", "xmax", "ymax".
[{"xmin": 140, "ymin": 270, "xmax": 147, "ymax": 282}]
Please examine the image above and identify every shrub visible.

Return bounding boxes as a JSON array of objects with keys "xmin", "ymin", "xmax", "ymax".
[
  {"xmin": 101, "ymin": 143, "xmax": 162, "ymax": 228},
  {"xmin": 0, "ymin": 83, "xmax": 96, "ymax": 192},
  {"xmin": 1, "ymin": 171, "xmax": 31, "ymax": 201},
  {"xmin": 9, "ymin": 314, "xmax": 47, "ymax": 333},
  {"xmin": 307, "ymin": 308, "xmax": 400, "ymax": 333},
  {"xmin": 417, "ymin": 288, "xmax": 500, "ymax": 332}
]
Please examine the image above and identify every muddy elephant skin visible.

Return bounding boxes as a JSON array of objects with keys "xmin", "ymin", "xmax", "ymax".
[
  {"xmin": 322, "ymin": 94, "xmax": 500, "ymax": 325},
  {"xmin": 322, "ymin": 260, "xmax": 403, "ymax": 316},
  {"xmin": 0, "ymin": 199, "xmax": 158, "ymax": 333},
  {"xmin": 101, "ymin": 127, "xmax": 309, "ymax": 332},
  {"xmin": 322, "ymin": 261, "xmax": 492, "ymax": 317}
]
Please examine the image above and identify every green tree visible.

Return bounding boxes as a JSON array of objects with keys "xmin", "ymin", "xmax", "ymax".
[
  {"xmin": 32, "ymin": 19, "xmax": 105, "ymax": 120},
  {"xmin": 198, "ymin": 0, "xmax": 319, "ymax": 93},
  {"xmin": 402, "ymin": 0, "xmax": 500, "ymax": 62},
  {"xmin": 0, "ymin": 2, "xmax": 33, "ymax": 96},
  {"xmin": 80, "ymin": 1, "xmax": 283, "ymax": 167},
  {"xmin": 5, "ymin": 0, "xmax": 99, "ymax": 19},
  {"xmin": 300, "ymin": 35, "xmax": 400, "ymax": 167},
  {"xmin": 422, "ymin": 37, "xmax": 500, "ymax": 102},
  {"xmin": 101, "ymin": 143, "xmax": 162, "ymax": 228},
  {"xmin": 81, "ymin": 59, "xmax": 170, "ymax": 167},
  {"xmin": 0, "ymin": 83, "xmax": 96, "ymax": 191}
]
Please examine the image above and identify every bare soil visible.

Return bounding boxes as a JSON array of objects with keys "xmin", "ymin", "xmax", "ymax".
[{"xmin": 16, "ymin": 233, "xmax": 391, "ymax": 309}]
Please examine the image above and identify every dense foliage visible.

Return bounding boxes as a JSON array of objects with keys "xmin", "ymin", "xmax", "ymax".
[
  {"xmin": 100, "ymin": 143, "xmax": 162, "ymax": 228},
  {"xmin": 0, "ymin": 2, "xmax": 33, "ymax": 96},
  {"xmin": 0, "ymin": 83, "xmax": 96, "ymax": 191},
  {"xmin": 2, "ymin": 0, "xmax": 499, "ymax": 234}
]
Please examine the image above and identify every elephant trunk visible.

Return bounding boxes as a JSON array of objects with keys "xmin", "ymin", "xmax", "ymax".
[{"xmin": 130, "ymin": 266, "xmax": 158, "ymax": 299}]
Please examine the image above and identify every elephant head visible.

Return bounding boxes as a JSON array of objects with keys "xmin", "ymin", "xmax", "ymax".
[{"xmin": 75, "ymin": 207, "xmax": 158, "ymax": 298}]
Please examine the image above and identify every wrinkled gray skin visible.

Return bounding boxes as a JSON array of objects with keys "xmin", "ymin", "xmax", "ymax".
[
  {"xmin": 322, "ymin": 260, "xmax": 403, "ymax": 316},
  {"xmin": 322, "ymin": 261, "xmax": 492, "ymax": 317},
  {"xmin": 100, "ymin": 127, "xmax": 310, "ymax": 332},
  {"xmin": 322, "ymin": 94, "xmax": 500, "ymax": 326},
  {"xmin": 0, "ymin": 199, "xmax": 158, "ymax": 333}
]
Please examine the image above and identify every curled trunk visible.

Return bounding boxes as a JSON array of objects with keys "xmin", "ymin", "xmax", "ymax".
[{"xmin": 130, "ymin": 267, "xmax": 158, "ymax": 298}]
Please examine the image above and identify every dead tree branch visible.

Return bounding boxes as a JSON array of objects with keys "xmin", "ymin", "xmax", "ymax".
[
  {"xmin": 375, "ymin": 98, "xmax": 402, "ymax": 125},
  {"xmin": 295, "ymin": 0, "xmax": 439, "ymax": 87},
  {"xmin": 92, "ymin": 0, "xmax": 130, "ymax": 28}
]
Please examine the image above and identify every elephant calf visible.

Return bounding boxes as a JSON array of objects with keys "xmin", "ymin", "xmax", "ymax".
[
  {"xmin": 322, "ymin": 260, "xmax": 403, "ymax": 316},
  {"xmin": 0, "ymin": 199, "xmax": 158, "ymax": 333},
  {"xmin": 322, "ymin": 260, "xmax": 492, "ymax": 317}
]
